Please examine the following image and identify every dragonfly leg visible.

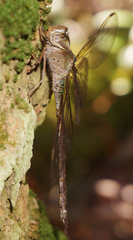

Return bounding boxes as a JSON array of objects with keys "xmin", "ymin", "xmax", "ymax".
[
  {"xmin": 27, "ymin": 47, "xmax": 46, "ymax": 73},
  {"xmin": 27, "ymin": 79, "xmax": 43, "ymax": 102},
  {"xmin": 39, "ymin": 26, "xmax": 46, "ymax": 42},
  {"xmin": 27, "ymin": 55, "xmax": 46, "ymax": 102}
]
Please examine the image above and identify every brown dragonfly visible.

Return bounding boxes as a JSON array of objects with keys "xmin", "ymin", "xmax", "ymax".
[{"xmin": 27, "ymin": 12, "xmax": 118, "ymax": 236}]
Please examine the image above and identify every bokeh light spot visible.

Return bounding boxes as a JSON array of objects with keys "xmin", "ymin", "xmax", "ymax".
[
  {"xmin": 114, "ymin": 221, "xmax": 131, "ymax": 239},
  {"xmin": 111, "ymin": 77, "xmax": 132, "ymax": 96},
  {"xmin": 121, "ymin": 184, "xmax": 133, "ymax": 203},
  {"xmin": 117, "ymin": 44, "xmax": 133, "ymax": 69},
  {"xmin": 92, "ymin": 91, "xmax": 117, "ymax": 114},
  {"xmin": 95, "ymin": 179, "xmax": 120, "ymax": 198},
  {"xmin": 111, "ymin": 201, "xmax": 133, "ymax": 218}
]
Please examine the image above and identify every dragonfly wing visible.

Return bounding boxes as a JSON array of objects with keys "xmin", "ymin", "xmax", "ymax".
[
  {"xmin": 51, "ymin": 121, "xmax": 60, "ymax": 185},
  {"xmin": 75, "ymin": 12, "xmax": 118, "ymax": 69},
  {"xmin": 60, "ymin": 75, "xmax": 73, "ymax": 158},
  {"xmin": 70, "ymin": 12, "xmax": 118, "ymax": 124},
  {"xmin": 69, "ymin": 59, "xmax": 88, "ymax": 124},
  {"xmin": 75, "ymin": 58, "xmax": 88, "ymax": 108}
]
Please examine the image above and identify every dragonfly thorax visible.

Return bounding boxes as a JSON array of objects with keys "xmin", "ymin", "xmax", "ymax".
[{"xmin": 44, "ymin": 43, "xmax": 75, "ymax": 117}]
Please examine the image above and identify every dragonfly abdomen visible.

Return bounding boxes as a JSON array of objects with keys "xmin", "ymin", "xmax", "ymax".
[
  {"xmin": 59, "ymin": 145, "xmax": 68, "ymax": 235},
  {"xmin": 53, "ymin": 76, "xmax": 65, "ymax": 117},
  {"xmin": 59, "ymin": 177, "xmax": 67, "ymax": 220}
]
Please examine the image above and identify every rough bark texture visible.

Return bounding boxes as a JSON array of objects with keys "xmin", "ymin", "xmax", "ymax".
[
  {"xmin": 0, "ymin": 1, "xmax": 68, "ymax": 239},
  {"xmin": 0, "ymin": 31, "xmax": 48, "ymax": 239}
]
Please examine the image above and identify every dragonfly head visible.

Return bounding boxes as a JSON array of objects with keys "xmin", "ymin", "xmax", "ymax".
[{"xmin": 44, "ymin": 26, "xmax": 70, "ymax": 49}]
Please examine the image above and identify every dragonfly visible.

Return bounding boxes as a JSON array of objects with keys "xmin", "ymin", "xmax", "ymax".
[{"xmin": 27, "ymin": 12, "xmax": 118, "ymax": 236}]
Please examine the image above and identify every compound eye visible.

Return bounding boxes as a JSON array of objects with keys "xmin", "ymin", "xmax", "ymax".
[
  {"xmin": 59, "ymin": 35, "xmax": 70, "ymax": 49},
  {"xmin": 55, "ymin": 36, "xmax": 60, "ymax": 42}
]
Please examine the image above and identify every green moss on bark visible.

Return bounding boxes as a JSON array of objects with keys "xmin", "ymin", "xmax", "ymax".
[
  {"xmin": 0, "ymin": 0, "xmax": 52, "ymax": 75},
  {"xmin": 0, "ymin": 112, "xmax": 8, "ymax": 149},
  {"xmin": 28, "ymin": 190, "xmax": 68, "ymax": 240},
  {"xmin": 0, "ymin": 0, "xmax": 40, "ymax": 73}
]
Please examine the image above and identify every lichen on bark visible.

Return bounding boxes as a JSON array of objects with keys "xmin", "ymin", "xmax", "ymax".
[{"xmin": 0, "ymin": 0, "xmax": 66, "ymax": 239}]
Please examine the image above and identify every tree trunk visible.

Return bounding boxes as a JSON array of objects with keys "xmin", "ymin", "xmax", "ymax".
[{"xmin": 0, "ymin": 1, "xmax": 67, "ymax": 239}]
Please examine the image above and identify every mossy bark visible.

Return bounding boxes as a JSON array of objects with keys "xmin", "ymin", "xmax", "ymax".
[
  {"xmin": 0, "ymin": 31, "xmax": 49, "ymax": 239},
  {"xmin": 0, "ymin": 1, "xmax": 67, "ymax": 239}
]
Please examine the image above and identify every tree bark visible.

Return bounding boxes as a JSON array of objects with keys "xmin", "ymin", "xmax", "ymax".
[{"xmin": 0, "ymin": 1, "xmax": 67, "ymax": 239}]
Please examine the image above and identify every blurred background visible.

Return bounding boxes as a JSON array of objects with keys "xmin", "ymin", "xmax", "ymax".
[{"xmin": 27, "ymin": 0, "xmax": 133, "ymax": 239}]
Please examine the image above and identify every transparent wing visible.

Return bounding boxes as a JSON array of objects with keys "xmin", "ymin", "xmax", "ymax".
[
  {"xmin": 69, "ymin": 12, "xmax": 118, "ymax": 122},
  {"xmin": 51, "ymin": 121, "xmax": 59, "ymax": 185},
  {"xmin": 51, "ymin": 76, "xmax": 73, "ymax": 185},
  {"xmin": 75, "ymin": 12, "xmax": 118, "ymax": 69},
  {"xmin": 69, "ymin": 58, "xmax": 88, "ymax": 124},
  {"xmin": 63, "ymin": 77, "xmax": 73, "ymax": 153},
  {"xmin": 75, "ymin": 58, "xmax": 88, "ymax": 109}
]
